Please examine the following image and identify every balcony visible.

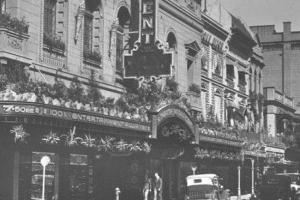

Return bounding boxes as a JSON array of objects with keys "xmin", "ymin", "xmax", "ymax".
[
  {"xmin": 238, "ymin": 83, "xmax": 246, "ymax": 94},
  {"xmin": 262, "ymin": 134, "xmax": 285, "ymax": 149},
  {"xmin": 264, "ymin": 87, "xmax": 294, "ymax": 109},
  {"xmin": 186, "ymin": 91, "xmax": 201, "ymax": 111},
  {"xmin": 0, "ymin": 25, "xmax": 31, "ymax": 64},
  {"xmin": 42, "ymin": 45, "xmax": 66, "ymax": 69},
  {"xmin": 201, "ymin": 68, "xmax": 208, "ymax": 77},
  {"xmin": 212, "ymin": 73, "xmax": 222, "ymax": 82},
  {"xmin": 42, "ymin": 34, "xmax": 66, "ymax": 69},
  {"xmin": 226, "ymin": 77, "xmax": 234, "ymax": 88}
]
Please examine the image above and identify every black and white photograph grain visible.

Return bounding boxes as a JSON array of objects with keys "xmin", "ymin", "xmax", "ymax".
[{"xmin": 0, "ymin": 0, "xmax": 300, "ymax": 200}]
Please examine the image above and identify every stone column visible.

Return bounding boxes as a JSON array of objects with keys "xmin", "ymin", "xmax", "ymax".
[
  {"xmin": 238, "ymin": 165, "xmax": 241, "ymax": 200},
  {"xmin": 251, "ymin": 159, "xmax": 255, "ymax": 195}
]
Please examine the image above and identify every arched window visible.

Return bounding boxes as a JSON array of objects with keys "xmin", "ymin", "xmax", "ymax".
[
  {"xmin": 167, "ymin": 32, "xmax": 177, "ymax": 50},
  {"xmin": 167, "ymin": 32, "xmax": 177, "ymax": 77},
  {"xmin": 116, "ymin": 6, "xmax": 130, "ymax": 73}
]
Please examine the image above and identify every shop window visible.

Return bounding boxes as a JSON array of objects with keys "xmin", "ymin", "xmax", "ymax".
[
  {"xmin": 0, "ymin": 0, "xmax": 5, "ymax": 14},
  {"xmin": 30, "ymin": 152, "xmax": 56, "ymax": 200},
  {"xmin": 19, "ymin": 151, "xmax": 93, "ymax": 200},
  {"xmin": 116, "ymin": 6, "xmax": 130, "ymax": 73},
  {"xmin": 226, "ymin": 64, "xmax": 234, "ymax": 80}
]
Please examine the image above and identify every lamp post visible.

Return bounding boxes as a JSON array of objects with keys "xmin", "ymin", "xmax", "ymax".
[{"xmin": 41, "ymin": 155, "xmax": 51, "ymax": 200}]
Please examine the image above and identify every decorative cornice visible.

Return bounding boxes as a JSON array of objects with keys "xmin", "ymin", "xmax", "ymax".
[{"xmin": 160, "ymin": 0, "xmax": 203, "ymax": 33}]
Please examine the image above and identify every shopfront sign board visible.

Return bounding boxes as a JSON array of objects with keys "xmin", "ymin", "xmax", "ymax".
[{"xmin": 0, "ymin": 102, "xmax": 151, "ymax": 132}]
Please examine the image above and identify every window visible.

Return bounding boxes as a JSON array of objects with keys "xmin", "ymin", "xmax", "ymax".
[
  {"xmin": 201, "ymin": 91, "xmax": 207, "ymax": 120},
  {"xmin": 44, "ymin": 0, "xmax": 56, "ymax": 37},
  {"xmin": 19, "ymin": 151, "xmax": 93, "ymax": 200},
  {"xmin": 214, "ymin": 95, "xmax": 222, "ymax": 122},
  {"xmin": 226, "ymin": 64, "xmax": 234, "ymax": 80},
  {"xmin": 116, "ymin": 6, "xmax": 130, "ymax": 73},
  {"xmin": 0, "ymin": 0, "xmax": 5, "ymax": 14},
  {"xmin": 43, "ymin": 0, "xmax": 66, "ymax": 52},
  {"xmin": 238, "ymin": 71, "xmax": 246, "ymax": 86},
  {"xmin": 83, "ymin": 0, "xmax": 102, "ymax": 63},
  {"xmin": 185, "ymin": 41, "xmax": 200, "ymax": 86},
  {"xmin": 167, "ymin": 32, "xmax": 177, "ymax": 76},
  {"xmin": 167, "ymin": 32, "xmax": 177, "ymax": 50},
  {"xmin": 201, "ymin": 56, "xmax": 208, "ymax": 70},
  {"xmin": 83, "ymin": 13, "xmax": 93, "ymax": 54}
]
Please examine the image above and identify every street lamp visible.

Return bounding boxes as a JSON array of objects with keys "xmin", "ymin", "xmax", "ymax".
[{"xmin": 41, "ymin": 155, "xmax": 51, "ymax": 200}]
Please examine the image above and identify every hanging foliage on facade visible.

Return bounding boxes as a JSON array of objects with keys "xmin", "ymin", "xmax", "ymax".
[
  {"xmin": 40, "ymin": 127, "xmax": 151, "ymax": 154},
  {"xmin": 9, "ymin": 124, "xmax": 30, "ymax": 143},
  {"xmin": 194, "ymin": 147, "xmax": 242, "ymax": 161},
  {"xmin": 41, "ymin": 131, "xmax": 60, "ymax": 144},
  {"xmin": 159, "ymin": 121, "xmax": 194, "ymax": 143}
]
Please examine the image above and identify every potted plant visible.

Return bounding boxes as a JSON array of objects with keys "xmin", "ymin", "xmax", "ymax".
[
  {"xmin": 83, "ymin": 50, "xmax": 101, "ymax": 64},
  {"xmin": 43, "ymin": 33, "xmax": 65, "ymax": 53},
  {"xmin": 188, "ymin": 83, "xmax": 201, "ymax": 95},
  {"xmin": 0, "ymin": 13, "xmax": 29, "ymax": 34}
]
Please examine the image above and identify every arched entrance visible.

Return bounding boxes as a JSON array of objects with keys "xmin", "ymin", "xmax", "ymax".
[{"xmin": 147, "ymin": 105, "xmax": 195, "ymax": 200}]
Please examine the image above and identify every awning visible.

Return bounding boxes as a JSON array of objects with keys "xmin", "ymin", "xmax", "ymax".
[
  {"xmin": 230, "ymin": 14, "xmax": 257, "ymax": 46},
  {"xmin": 225, "ymin": 99, "xmax": 239, "ymax": 109}
]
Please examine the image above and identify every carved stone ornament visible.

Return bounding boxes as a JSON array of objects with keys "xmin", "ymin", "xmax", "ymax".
[
  {"xmin": 201, "ymin": 81, "xmax": 208, "ymax": 90},
  {"xmin": 7, "ymin": 37, "xmax": 22, "ymax": 50}
]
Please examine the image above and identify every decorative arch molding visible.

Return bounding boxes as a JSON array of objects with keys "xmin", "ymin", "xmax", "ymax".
[
  {"xmin": 165, "ymin": 28, "xmax": 177, "ymax": 42},
  {"xmin": 114, "ymin": 1, "xmax": 131, "ymax": 19},
  {"xmin": 166, "ymin": 30, "xmax": 178, "ymax": 49},
  {"xmin": 151, "ymin": 105, "xmax": 197, "ymax": 143}
]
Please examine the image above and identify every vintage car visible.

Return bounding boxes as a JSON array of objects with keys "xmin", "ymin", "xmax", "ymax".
[
  {"xmin": 185, "ymin": 174, "xmax": 230, "ymax": 200},
  {"xmin": 276, "ymin": 173, "xmax": 300, "ymax": 191},
  {"xmin": 259, "ymin": 174, "xmax": 293, "ymax": 200}
]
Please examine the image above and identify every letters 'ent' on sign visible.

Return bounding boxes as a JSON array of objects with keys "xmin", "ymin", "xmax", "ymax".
[{"xmin": 123, "ymin": 0, "xmax": 173, "ymax": 79}]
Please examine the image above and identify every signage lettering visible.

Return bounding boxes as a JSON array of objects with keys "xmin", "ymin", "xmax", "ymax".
[
  {"xmin": 0, "ymin": 103, "xmax": 151, "ymax": 132},
  {"xmin": 123, "ymin": 0, "xmax": 173, "ymax": 79}
]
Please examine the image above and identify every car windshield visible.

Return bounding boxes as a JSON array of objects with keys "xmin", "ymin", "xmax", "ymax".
[{"xmin": 277, "ymin": 174, "xmax": 300, "ymax": 184}]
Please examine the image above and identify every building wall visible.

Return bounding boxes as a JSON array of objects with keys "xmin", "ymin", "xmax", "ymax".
[{"xmin": 251, "ymin": 22, "xmax": 300, "ymax": 106}]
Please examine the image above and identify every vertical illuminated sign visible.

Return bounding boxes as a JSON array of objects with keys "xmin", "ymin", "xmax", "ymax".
[{"xmin": 123, "ymin": 0, "xmax": 173, "ymax": 79}]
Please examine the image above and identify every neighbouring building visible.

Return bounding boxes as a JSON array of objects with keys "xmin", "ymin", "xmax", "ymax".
[
  {"xmin": 0, "ymin": 0, "xmax": 287, "ymax": 200},
  {"xmin": 251, "ymin": 22, "xmax": 300, "ymax": 111}
]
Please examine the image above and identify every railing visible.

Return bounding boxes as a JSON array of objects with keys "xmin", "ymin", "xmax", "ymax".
[
  {"xmin": 226, "ymin": 78, "xmax": 234, "ymax": 88},
  {"xmin": 264, "ymin": 87, "xmax": 294, "ymax": 109},
  {"xmin": 238, "ymin": 84, "xmax": 246, "ymax": 94},
  {"xmin": 201, "ymin": 69, "xmax": 208, "ymax": 77},
  {"xmin": 43, "ymin": 46, "xmax": 66, "ymax": 69},
  {"xmin": 262, "ymin": 134, "xmax": 285, "ymax": 148},
  {"xmin": 239, "ymin": 130, "xmax": 260, "ymax": 143},
  {"xmin": 284, "ymin": 96, "xmax": 294, "ymax": 108},
  {"xmin": 274, "ymin": 90, "xmax": 283, "ymax": 102},
  {"xmin": 212, "ymin": 73, "xmax": 222, "ymax": 82}
]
